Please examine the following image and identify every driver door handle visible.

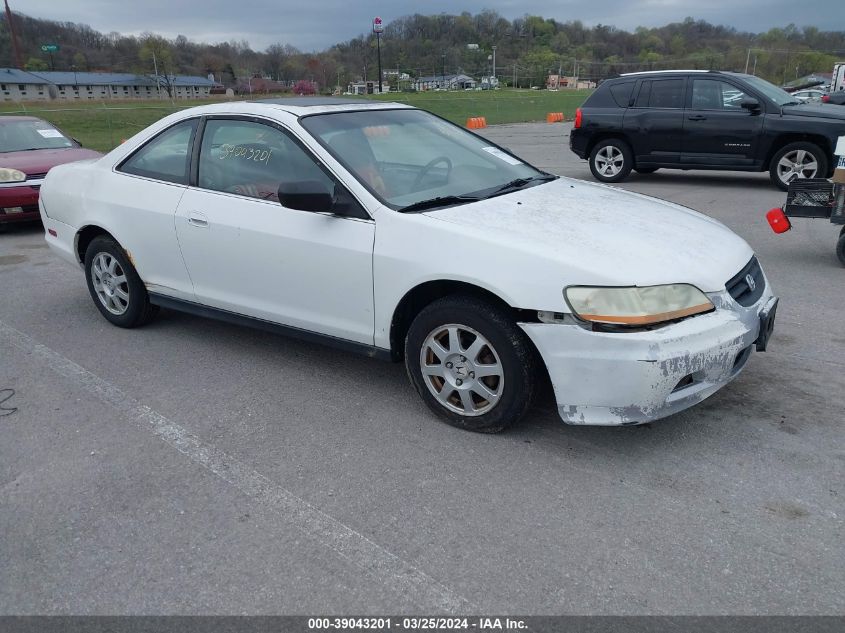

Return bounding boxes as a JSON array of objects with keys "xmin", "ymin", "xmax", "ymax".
[
  {"xmin": 687, "ymin": 115, "xmax": 707, "ymax": 121},
  {"xmin": 187, "ymin": 211, "xmax": 208, "ymax": 227}
]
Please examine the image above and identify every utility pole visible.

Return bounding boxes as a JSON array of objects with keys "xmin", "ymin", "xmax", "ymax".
[
  {"xmin": 4, "ymin": 0, "xmax": 23, "ymax": 69},
  {"xmin": 744, "ymin": 48, "xmax": 752, "ymax": 74},
  {"xmin": 152, "ymin": 51, "xmax": 162, "ymax": 99},
  {"xmin": 491, "ymin": 45, "xmax": 496, "ymax": 82}
]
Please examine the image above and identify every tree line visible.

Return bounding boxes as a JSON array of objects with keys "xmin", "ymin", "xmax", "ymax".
[{"xmin": 1, "ymin": 9, "xmax": 843, "ymax": 91}]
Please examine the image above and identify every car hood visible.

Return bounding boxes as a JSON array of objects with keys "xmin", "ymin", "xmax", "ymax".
[
  {"xmin": 423, "ymin": 178, "xmax": 753, "ymax": 293},
  {"xmin": 781, "ymin": 103, "xmax": 845, "ymax": 120},
  {"xmin": 0, "ymin": 147, "xmax": 102, "ymax": 176}
]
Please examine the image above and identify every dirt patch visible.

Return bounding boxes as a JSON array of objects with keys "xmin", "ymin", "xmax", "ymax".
[
  {"xmin": 0, "ymin": 255, "xmax": 27, "ymax": 265},
  {"xmin": 764, "ymin": 501, "xmax": 810, "ymax": 520}
]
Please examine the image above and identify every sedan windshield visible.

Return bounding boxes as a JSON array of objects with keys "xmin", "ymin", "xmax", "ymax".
[
  {"xmin": 0, "ymin": 119, "xmax": 75, "ymax": 153},
  {"xmin": 301, "ymin": 109, "xmax": 552, "ymax": 211}
]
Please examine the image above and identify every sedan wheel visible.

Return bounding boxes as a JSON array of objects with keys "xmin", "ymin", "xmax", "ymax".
[
  {"xmin": 420, "ymin": 323, "xmax": 504, "ymax": 417},
  {"xmin": 404, "ymin": 294, "xmax": 538, "ymax": 433},
  {"xmin": 84, "ymin": 235, "xmax": 158, "ymax": 328},
  {"xmin": 770, "ymin": 142, "xmax": 827, "ymax": 191},
  {"xmin": 91, "ymin": 252, "xmax": 130, "ymax": 315}
]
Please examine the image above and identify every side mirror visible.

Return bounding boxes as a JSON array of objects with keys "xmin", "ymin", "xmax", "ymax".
[
  {"xmin": 740, "ymin": 98, "xmax": 761, "ymax": 113},
  {"xmin": 278, "ymin": 180, "xmax": 334, "ymax": 213}
]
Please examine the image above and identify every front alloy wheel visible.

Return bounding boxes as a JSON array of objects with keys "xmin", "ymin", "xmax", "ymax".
[
  {"xmin": 420, "ymin": 324, "xmax": 504, "ymax": 417},
  {"xmin": 404, "ymin": 295, "xmax": 538, "ymax": 433}
]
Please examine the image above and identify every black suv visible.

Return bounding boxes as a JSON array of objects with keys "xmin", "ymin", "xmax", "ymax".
[{"xmin": 569, "ymin": 70, "xmax": 845, "ymax": 190}]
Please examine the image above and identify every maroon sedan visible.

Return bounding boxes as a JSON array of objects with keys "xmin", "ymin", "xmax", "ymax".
[{"xmin": 0, "ymin": 116, "xmax": 101, "ymax": 226}]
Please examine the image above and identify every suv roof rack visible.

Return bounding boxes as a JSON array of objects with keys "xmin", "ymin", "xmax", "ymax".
[{"xmin": 619, "ymin": 70, "xmax": 717, "ymax": 76}]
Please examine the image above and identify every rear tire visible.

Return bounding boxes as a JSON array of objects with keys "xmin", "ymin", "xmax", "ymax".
[
  {"xmin": 84, "ymin": 235, "xmax": 158, "ymax": 328},
  {"xmin": 769, "ymin": 142, "xmax": 827, "ymax": 191},
  {"xmin": 404, "ymin": 295, "xmax": 538, "ymax": 433},
  {"xmin": 589, "ymin": 139, "xmax": 633, "ymax": 183}
]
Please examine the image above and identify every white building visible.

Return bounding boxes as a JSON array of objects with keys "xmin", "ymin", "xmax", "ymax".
[{"xmin": 413, "ymin": 74, "xmax": 477, "ymax": 91}]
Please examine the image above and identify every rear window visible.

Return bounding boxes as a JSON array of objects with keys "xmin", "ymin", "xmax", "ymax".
[{"xmin": 609, "ymin": 81, "xmax": 635, "ymax": 107}]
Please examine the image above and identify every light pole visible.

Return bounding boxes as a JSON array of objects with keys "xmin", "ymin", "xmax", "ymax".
[
  {"xmin": 373, "ymin": 17, "xmax": 384, "ymax": 93},
  {"xmin": 442, "ymin": 53, "xmax": 446, "ymax": 90},
  {"xmin": 491, "ymin": 45, "xmax": 496, "ymax": 83}
]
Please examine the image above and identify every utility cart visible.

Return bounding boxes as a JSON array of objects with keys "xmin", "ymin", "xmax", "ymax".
[{"xmin": 766, "ymin": 140, "xmax": 845, "ymax": 266}]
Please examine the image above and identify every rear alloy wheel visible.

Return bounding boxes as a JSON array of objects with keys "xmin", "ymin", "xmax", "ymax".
[
  {"xmin": 84, "ymin": 235, "xmax": 158, "ymax": 328},
  {"xmin": 589, "ymin": 139, "xmax": 633, "ymax": 183},
  {"xmin": 769, "ymin": 142, "xmax": 827, "ymax": 191},
  {"xmin": 405, "ymin": 295, "xmax": 537, "ymax": 433}
]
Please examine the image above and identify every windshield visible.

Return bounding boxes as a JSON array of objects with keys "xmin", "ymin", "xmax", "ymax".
[
  {"xmin": 0, "ymin": 119, "xmax": 75, "ymax": 153},
  {"xmin": 301, "ymin": 109, "xmax": 548, "ymax": 210},
  {"xmin": 737, "ymin": 75, "xmax": 802, "ymax": 107}
]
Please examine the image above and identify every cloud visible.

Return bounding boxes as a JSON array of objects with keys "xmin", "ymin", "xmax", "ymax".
[{"xmin": 15, "ymin": 0, "xmax": 844, "ymax": 52}]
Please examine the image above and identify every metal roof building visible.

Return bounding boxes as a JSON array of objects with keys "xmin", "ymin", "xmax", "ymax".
[{"xmin": 0, "ymin": 69, "xmax": 216, "ymax": 102}]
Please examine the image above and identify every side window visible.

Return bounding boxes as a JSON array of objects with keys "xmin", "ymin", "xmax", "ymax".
[
  {"xmin": 119, "ymin": 119, "xmax": 197, "ymax": 184},
  {"xmin": 692, "ymin": 80, "xmax": 750, "ymax": 110},
  {"xmin": 609, "ymin": 81, "xmax": 635, "ymax": 107},
  {"xmin": 197, "ymin": 119, "xmax": 334, "ymax": 203},
  {"xmin": 647, "ymin": 79, "xmax": 684, "ymax": 109},
  {"xmin": 634, "ymin": 80, "xmax": 651, "ymax": 107},
  {"xmin": 719, "ymin": 83, "xmax": 750, "ymax": 110}
]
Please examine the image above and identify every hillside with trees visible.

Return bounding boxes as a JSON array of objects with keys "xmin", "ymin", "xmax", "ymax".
[{"xmin": 1, "ymin": 9, "xmax": 843, "ymax": 91}]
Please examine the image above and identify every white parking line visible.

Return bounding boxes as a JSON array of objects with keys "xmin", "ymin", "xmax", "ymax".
[{"xmin": 0, "ymin": 319, "xmax": 474, "ymax": 613}]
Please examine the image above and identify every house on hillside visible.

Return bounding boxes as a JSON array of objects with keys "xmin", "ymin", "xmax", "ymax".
[
  {"xmin": 413, "ymin": 74, "xmax": 477, "ymax": 91},
  {"xmin": 0, "ymin": 69, "xmax": 216, "ymax": 102}
]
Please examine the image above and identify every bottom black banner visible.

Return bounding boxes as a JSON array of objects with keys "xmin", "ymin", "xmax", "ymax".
[{"xmin": 0, "ymin": 616, "xmax": 842, "ymax": 633}]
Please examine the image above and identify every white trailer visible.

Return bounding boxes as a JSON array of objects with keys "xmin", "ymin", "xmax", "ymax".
[{"xmin": 833, "ymin": 62, "xmax": 845, "ymax": 92}]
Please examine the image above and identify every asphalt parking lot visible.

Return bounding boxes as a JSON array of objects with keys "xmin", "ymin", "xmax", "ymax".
[{"xmin": 1, "ymin": 121, "xmax": 843, "ymax": 615}]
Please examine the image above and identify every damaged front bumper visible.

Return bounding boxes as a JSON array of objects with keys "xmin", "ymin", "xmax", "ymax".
[{"xmin": 519, "ymin": 287, "xmax": 777, "ymax": 426}]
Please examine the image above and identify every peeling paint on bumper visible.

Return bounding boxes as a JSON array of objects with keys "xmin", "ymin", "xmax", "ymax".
[{"xmin": 520, "ymin": 287, "xmax": 776, "ymax": 426}]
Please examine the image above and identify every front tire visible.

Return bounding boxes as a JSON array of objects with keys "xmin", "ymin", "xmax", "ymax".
[
  {"xmin": 84, "ymin": 235, "xmax": 158, "ymax": 328},
  {"xmin": 404, "ymin": 295, "xmax": 538, "ymax": 433},
  {"xmin": 769, "ymin": 142, "xmax": 828, "ymax": 191},
  {"xmin": 589, "ymin": 139, "xmax": 633, "ymax": 183}
]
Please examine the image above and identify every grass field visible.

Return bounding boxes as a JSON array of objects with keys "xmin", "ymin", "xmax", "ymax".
[{"xmin": 0, "ymin": 89, "xmax": 592, "ymax": 153}]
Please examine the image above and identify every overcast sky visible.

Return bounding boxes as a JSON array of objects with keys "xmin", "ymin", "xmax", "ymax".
[{"xmin": 15, "ymin": 0, "xmax": 845, "ymax": 52}]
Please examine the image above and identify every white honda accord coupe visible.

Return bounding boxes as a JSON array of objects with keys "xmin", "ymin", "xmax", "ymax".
[{"xmin": 38, "ymin": 98, "xmax": 778, "ymax": 432}]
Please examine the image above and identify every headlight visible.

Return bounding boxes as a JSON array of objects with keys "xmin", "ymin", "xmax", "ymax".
[
  {"xmin": 0, "ymin": 168, "xmax": 26, "ymax": 183},
  {"xmin": 564, "ymin": 284, "xmax": 714, "ymax": 326}
]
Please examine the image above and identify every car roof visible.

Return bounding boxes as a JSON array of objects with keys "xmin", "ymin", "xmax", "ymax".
[
  {"xmin": 174, "ymin": 97, "xmax": 416, "ymax": 118},
  {"xmin": 0, "ymin": 115, "xmax": 46, "ymax": 125}
]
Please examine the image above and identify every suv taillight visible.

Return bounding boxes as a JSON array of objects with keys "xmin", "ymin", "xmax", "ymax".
[
  {"xmin": 574, "ymin": 108, "xmax": 583, "ymax": 128},
  {"xmin": 822, "ymin": 94, "xmax": 830, "ymax": 103}
]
